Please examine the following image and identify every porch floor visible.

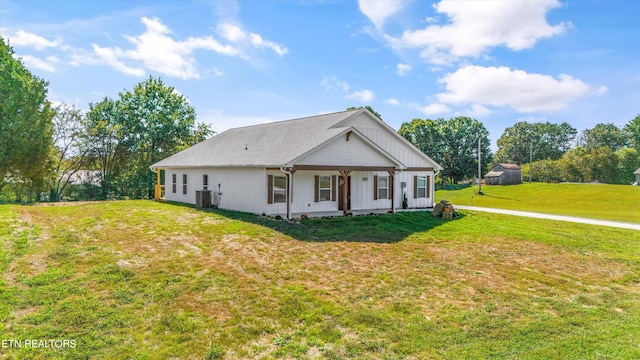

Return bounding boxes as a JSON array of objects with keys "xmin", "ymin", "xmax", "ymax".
[{"xmin": 289, "ymin": 208, "xmax": 433, "ymax": 219}]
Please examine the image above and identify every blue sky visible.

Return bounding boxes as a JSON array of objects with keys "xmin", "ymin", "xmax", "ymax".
[{"xmin": 2, "ymin": 0, "xmax": 639, "ymax": 150}]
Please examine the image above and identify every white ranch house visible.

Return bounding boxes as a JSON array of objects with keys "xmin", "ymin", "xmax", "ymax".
[{"xmin": 150, "ymin": 109, "xmax": 442, "ymax": 219}]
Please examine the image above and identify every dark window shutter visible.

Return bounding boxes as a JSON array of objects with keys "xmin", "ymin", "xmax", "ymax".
[
  {"xmin": 314, "ymin": 175, "xmax": 319, "ymax": 202},
  {"xmin": 413, "ymin": 176, "xmax": 418, "ymax": 199},
  {"xmin": 331, "ymin": 175, "xmax": 337, "ymax": 201},
  {"xmin": 267, "ymin": 175, "xmax": 273, "ymax": 204},
  {"xmin": 388, "ymin": 175, "xmax": 393, "ymax": 199},
  {"xmin": 373, "ymin": 175, "xmax": 378, "ymax": 200},
  {"xmin": 426, "ymin": 176, "xmax": 430, "ymax": 198}
]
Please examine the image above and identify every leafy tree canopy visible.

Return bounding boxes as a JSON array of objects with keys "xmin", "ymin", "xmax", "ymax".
[
  {"xmin": 399, "ymin": 116, "xmax": 491, "ymax": 184},
  {"xmin": 84, "ymin": 76, "xmax": 212, "ymax": 199},
  {"xmin": 495, "ymin": 121, "xmax": 577, "ymax": 164},
  {"xmin": 623, "ymin": 115, "xmax": 640, "ymax": 152},
  {"xmin": 0, "ymin": 37, "xmax": 55, "ymax": 194},
  {"xmin": 581, "ymin": 123, "xmax": 626, "ymax": 152}
]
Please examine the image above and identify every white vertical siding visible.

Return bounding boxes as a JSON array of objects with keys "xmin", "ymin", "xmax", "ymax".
[
  {"xmin": 295, "ymin": 133, "xmax": 396, "ymax": 167},
  {"xmin": 164, "ymin": 167, "xmax": 267, "ymax": 214},
  {"xmin": 290, "ymin": 171, "xmax": 339, "ymax": 214},
  {"xmin": 349, "ymin": 171, "xmax": 392, "ymax": 211},
  {"xmin": 394, "ymin": 170, "xmax": 435, "ymax": 209},
  {"xmin": 162, "ymin": 168, "xmax": 435, "ymax": 215},
  {"xmin": 342, "ymin": 113, "xmax": 437, "ymax": 169}
]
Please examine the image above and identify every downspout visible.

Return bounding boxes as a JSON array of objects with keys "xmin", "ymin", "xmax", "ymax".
[
  {"xmin": 433, "ymin": 167, "xmax": 441, "ymax": 207},
  {"xmin": 280, "ymin": 167, "xmax": 293, "ymax": 220}
]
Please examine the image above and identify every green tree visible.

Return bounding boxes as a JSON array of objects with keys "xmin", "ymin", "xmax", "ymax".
[
  {"xmin": 398, "ymin": 118, "xmax": 445, "ymax": 161},
  {"xmin": 558, "ymin": 147, "xmax": 589, "ymax": 182},
  {"xmin": 584, "ymin": 146, "xmax": 619, "ymax": 183},
  {"xmin": 85, "ymin": 97, "xmax": 128, "ymax": 199},
  {"xmin": 49, "ymin": 104, "xmax": 89, "ymax": 201},
  {"xmin": 616, "ymin": 147, "xmax": 640, "ymax": 184},
  {"xmin": 399, "ymin": 116, "xmax": 491, "ymax": 184},
  {"xmin": 85, "ymin": 77, "xmax": 212, "ymax": 199},
  {"xmin": 0, "ymin": 37, "xmax": 55, "ymax": 199},
  {"xmin": 119, "ymin": 76, "xmax": 210, "ymax": 198},
  {"xmin": 581, "ymin": 123, "xmax": 626, "ymax": 152},
  {"xmin": 623, "ymin": 115, "xmax": 640, "ymax": 152},
  {"xmin": 522, "ymin": 159, "xmax": 563, "ymax": 183},
  {"xmin": 495, "ymin": 121, "xmax": 577, "ymax": 164}
]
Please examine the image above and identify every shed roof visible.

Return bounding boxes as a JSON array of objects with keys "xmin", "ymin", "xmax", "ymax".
[
  {"xmin": 485, "ymin": 171, "xmax": 504, "ymax": 178},
  {"xmin": 634, "ymin": 167, "xmax": 640, "ymax": 175},
  {"xmin": 495, "ymin": 163, "xmax": 521, "ymax": 170}
]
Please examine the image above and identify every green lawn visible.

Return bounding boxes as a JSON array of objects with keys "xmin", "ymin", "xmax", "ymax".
[
  {"xmin": 1, "ymin": 200, "xmax": 639, "ymax": 359},
  {"xmin": 436, "ymin": 183, "xmax": 640, "ymax": 224}
]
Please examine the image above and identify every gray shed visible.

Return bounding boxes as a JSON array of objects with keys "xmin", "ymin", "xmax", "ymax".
[
  {"xmin": 634, "ymin": 167, "xmax": 640, "ymax": 184},
  {"xmin": 485, "ymin": 163, "xmax": 522, "ymax": 185}
]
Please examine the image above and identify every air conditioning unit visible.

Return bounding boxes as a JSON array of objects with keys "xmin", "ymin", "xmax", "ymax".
[{"xmin": 195, "ymin": 190, "xmax": 212, "ymax": 208}]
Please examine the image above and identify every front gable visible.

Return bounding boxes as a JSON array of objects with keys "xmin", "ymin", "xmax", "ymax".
[
  {"xmin": 335, "ymin": 110, "xmax": 442, "ymax": 170},
  {"xmin": 291, "ymin": 129, "xmax": 401, "ymax": 168}
]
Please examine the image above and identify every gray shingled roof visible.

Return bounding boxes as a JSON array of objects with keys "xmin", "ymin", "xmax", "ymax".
[
  {"xmin": 151, "ymin": 110, "xmax": 361, "ymax": 168},
  {"xmin": 634, "ymin": 167, "xmax": 640, "ymax": 175}
]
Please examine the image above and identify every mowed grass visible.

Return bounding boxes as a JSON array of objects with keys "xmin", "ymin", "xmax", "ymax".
[
  {"xmin": 436, "ymin": 183, "xmax": 640, "ymax": 224},
  {"xmin": 1, "ymin": 200, "xmax": 639, "ymax": 359}
]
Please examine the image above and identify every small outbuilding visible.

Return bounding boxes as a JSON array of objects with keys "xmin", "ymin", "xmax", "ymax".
[
  {"xmin": 484, "ymin": 163, "xmax": 522, "ymax": 185},
  {"xmin": 634, "ymin": 167, "xmax": 640, "ymax": 184}
]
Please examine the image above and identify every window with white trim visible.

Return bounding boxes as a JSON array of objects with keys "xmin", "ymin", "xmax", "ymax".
[
  {"xmin": 417, "ymin": 176, "xmax": 426, "ymax": 198},
  {"xmin": 172, "ymin": 174, "xmax": 177, "ymax": 193},
  {"xmin": 203, "ymin": 174, "xmax": 208, "ymax": 190},
  {"xmin": 319, "ymin": 176, "xmax": 331, "ymax": 201},
  {"xmin": 182, "ymin": 174, "xmax": 187, "ymax": 195},
  {"xmin": 378, "ymin": 176, "xmax": 388, "ymax": 200},
  {"xmin": 273, "ymin": 176, "xmax": 286, "ymax": 203}
]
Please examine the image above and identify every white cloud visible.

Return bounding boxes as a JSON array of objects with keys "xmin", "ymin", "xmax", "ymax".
[
  {"xmin": 396, "ymin": 63, "xmax": 411, "ymax": 76},
  {"xmin": 217, "ymin": 22, "xmax": 287, "ymax": 56},
  {"xmin": 420, "ymin": 102, "xmax": 450, "ymax": 115},
  {"xmin": 319, "ymin": 76, "xmax": 350, "ymax": 92},
  {"xmin": 358, "ymin": 0, "xmax": 411, "ymax": 30},
  {"xmin": 385, "ymin": 0, "xmax": 567, "ymax": 64},
  {"xmin": 92, "ymin": 44, "xmax": 145, "ymax": 77},
  {"xmin": 19, "ymin": 54, "xmax": 56, "ymax": 72},
  {"xmin": 346, "ymin": 89, "xmax": 374, "ymax": 103},
  {"xmin": 386, "ymin": 98, "xmax": 400, "ymax": 105},
  {"xmin": 436, "ymin": 65, "xmax": 597, "ymax": 112},
  {"xmin": 4, "ymin": 29, "xmax": 62, "ymax": 50},
  {"xmin": 87, "ymin": 17, "xmax": 285, "ymax": 79}
]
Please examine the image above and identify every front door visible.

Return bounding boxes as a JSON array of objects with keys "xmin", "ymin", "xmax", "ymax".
[{"xmin": 338, "ymin": 176, "xmax": 351, "ymax": 211}]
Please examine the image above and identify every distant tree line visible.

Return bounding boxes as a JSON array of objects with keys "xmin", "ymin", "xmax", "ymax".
[
  {"xmin": 517, "ymin": 119, "xmax": 640, "ymax": 184},
  {"xmin": 398, "ymin": 113, "xmax": 639, "ymax": 185},
  {"xmin": 1, "ymin": 38, "xmax": 212, "ymax": 202}
]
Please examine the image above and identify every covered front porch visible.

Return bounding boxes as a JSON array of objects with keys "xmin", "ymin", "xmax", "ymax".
[{"xmin": 271, "ymin": 165, "xmax": 399, "ymax": 220}]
